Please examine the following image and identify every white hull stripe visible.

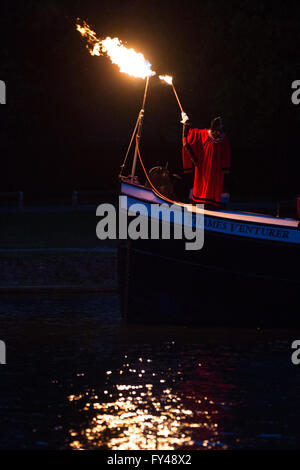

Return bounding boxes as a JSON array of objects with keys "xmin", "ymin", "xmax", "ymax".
[{"xmin": 121, "ymin": 183, "xmax": 300, "ymax": 244}]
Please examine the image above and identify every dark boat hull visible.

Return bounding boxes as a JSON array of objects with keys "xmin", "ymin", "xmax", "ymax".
[
  {"xmin": 118, "ymin": 237, "xmax": 299, "ymax": 327},
  {"xmin": 118, "ymin": 181, "xmax": 300, "ymax": 327}
]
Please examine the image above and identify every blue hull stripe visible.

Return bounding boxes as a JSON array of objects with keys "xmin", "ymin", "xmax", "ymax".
[{"xmin": 120, "ymin": 183, "xmax": 300, "ymax": 244}]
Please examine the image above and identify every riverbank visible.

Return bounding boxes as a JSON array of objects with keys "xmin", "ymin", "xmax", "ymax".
[{"xmin": 0, "ymin": 205, "xmax": 117, "ymax": 291}]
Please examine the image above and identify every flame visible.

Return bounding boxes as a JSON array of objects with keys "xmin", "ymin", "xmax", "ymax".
[
  {"xmin": 159, "ymin": 75, "xmax": 173, "ymax": 85},
  {"xmin": 76, "ymin": 20, "xmax": 155, "ymax": 79}
]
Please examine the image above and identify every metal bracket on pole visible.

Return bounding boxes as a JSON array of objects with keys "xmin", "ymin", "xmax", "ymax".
[{"xmin": 130, "ymin": 109, "xmax": 144, "ymax": 182}]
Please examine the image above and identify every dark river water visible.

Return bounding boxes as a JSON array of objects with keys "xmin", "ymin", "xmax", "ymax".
[{"xmin": 0, "ymin": 294, "xmax": 299, "ymax": 450}]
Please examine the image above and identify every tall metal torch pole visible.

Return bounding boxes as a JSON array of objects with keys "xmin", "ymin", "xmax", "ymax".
[
  {"xmin": 131, "ymin": 76, "xmax": 150, "ymax": 181},
  {"xmin": 171, "ymin": 82, "xmax": 184, "ymax": 114}
]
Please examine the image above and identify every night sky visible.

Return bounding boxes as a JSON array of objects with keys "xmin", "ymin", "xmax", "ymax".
[{"xmin": 1, "ymin": 0, "xmax": 300, "ymax": 200}]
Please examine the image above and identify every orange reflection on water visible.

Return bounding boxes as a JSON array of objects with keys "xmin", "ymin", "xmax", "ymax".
[{"xmin": 68, "ymin": 359, "xmax": 225, "ymax": 450}]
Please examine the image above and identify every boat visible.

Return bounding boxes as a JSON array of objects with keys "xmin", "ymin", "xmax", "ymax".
[{"xmin": 118, "ymin": 175, "xmax": 300, "ymax": 327}]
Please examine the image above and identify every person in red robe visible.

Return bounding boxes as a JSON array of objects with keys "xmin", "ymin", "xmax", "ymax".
[{"xmin": 181, "ymin": 114, "xmax": 231, "ymax": 207}]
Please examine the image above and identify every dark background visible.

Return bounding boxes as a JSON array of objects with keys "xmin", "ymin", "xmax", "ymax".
[{"xmin": 1, "ymin": 0, "xmax": 300, "ymax": 201}]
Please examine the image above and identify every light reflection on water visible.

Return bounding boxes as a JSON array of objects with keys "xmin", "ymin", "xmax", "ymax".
[
  {"xmin": 0, "ymin": 295, "xmax": 299, "ymax": 450},
  {"xmin": 68, "ymin": 354, "xmax": 228, "ymax": 450}
]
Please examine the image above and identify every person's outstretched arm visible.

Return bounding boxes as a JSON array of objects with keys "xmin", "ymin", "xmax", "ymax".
[{"xmin": 181, "ymin": 113, "xmax": 200, "ymax": 170}]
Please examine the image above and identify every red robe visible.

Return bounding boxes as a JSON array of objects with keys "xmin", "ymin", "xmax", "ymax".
[{"xmin": 182, "ymin": 128, "xmax": 231, "ymax": 205}]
